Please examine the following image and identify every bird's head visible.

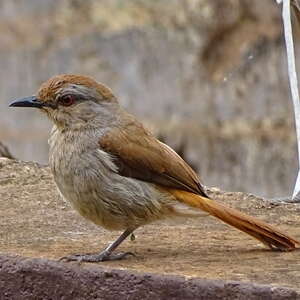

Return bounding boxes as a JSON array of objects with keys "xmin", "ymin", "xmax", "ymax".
[{"xmin": 9, "ymin": 74, "xmax": 119, "ymax": 129}]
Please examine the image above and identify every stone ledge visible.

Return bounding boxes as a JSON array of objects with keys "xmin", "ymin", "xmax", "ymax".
[{"xmin": 0, "ymin": 255, "xmax": 298, "ymax": 300}]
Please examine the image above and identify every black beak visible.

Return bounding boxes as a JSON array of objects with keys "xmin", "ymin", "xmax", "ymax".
[{"xmin": 9, "ymin": 96, "xmax": 45, "ymax": 108}]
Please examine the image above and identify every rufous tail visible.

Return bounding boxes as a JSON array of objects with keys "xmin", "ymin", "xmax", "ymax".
[{"xmin": 169, "ymin": 189, "xmax": 300, "ymax": 251}]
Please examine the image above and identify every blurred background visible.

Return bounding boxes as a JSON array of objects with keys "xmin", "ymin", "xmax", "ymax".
[{"xmin": 0, "ymin": 0, "xmax": 298, "ymax": 198}]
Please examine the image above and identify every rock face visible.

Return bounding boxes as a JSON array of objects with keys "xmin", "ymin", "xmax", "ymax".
[{"xmin": 0, "ymin": 0, "xmax": 298, "ymax": 197}]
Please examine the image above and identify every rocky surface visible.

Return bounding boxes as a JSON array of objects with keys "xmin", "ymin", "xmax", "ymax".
[
  {"xmin": 0, "ymin": 255, "xmax": 298, "ymax": 299},
  {"xmin": 0, "ymin": 0, "xmax": 299, "ymax": 198},
  {"xmin": 1, "ymin": 158, "xmax": 300, "ymax": 294}
]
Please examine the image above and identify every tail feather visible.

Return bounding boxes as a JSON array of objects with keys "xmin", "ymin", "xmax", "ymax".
[{"xmin": 169, "ymin": 189, "xmax": 300, "ymax": 251}]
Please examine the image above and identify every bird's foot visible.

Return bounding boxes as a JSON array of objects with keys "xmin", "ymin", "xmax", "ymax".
[{"xmin": 59, "ymin": 250, "xmax": 134, "ymax": 263}]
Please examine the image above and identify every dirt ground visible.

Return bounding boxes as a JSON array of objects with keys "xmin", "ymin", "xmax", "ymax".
[{"xmin": 1, "ymin": 158, "xmax": 300, "ymax": 291}]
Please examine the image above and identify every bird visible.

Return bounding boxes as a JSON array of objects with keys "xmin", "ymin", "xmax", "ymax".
[{"xmin": 9, "ymin": 74, "xmax": 300, "ymax": 262}]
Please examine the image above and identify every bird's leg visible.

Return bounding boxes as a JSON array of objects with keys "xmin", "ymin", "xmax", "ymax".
[{"xmin": 59, "ymin": 228, "xmax": 135, "ymax": 263}]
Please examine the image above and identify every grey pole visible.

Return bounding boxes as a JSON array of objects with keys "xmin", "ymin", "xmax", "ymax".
[{"xmin": 277, "ymin": 0, "xmax": 300, "ymax": 201}]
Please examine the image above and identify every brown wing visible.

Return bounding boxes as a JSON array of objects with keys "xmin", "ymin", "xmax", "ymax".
[{"xmin": 99, "ymin": 112, "xmax": 208, "ymax": 197}]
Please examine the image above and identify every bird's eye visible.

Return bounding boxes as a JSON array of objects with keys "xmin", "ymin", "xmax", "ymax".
[{"xmin": 59, "ymin": 95, "xmax": 75, "ymax": 107}]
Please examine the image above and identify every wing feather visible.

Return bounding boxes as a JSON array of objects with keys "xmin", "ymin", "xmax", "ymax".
[{"xmin": 99, "ymin": 113, "xmax": 207, "ymax": 197}]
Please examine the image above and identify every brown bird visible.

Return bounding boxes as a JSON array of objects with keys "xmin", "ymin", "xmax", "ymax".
[{"xmin": 10, "ymin": 74, "xmax": 300, "ymax": 262}]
